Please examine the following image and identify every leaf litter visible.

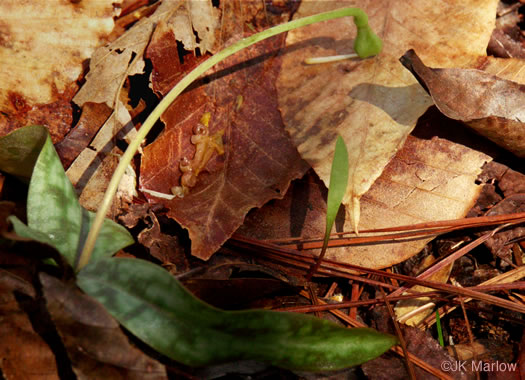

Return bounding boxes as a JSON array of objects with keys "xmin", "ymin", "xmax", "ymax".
[{"xmin": 3, "ymin": 0, "xmax": 525, "ymax": 378}]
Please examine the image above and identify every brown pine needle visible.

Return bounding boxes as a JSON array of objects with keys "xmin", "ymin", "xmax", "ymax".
[
  {"xmin": 265, "ymin": 212, "xmax": 525, "ymax": 250},
  {"xmin": 229, "ymin": 235, "xmax": 525, "ymax": 315}
]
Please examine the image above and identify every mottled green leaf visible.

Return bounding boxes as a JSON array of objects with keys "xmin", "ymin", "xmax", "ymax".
[
  {"xmin": 78, "ymin": 257, "xmax": 397, "ymax": 371},
  {"xmin": 0, "ymin": 125, "xmax": 48, "ymax": 180},
  {"xmin": 8, "ymin": 131, "xmax": 133, "ymax": 267}
]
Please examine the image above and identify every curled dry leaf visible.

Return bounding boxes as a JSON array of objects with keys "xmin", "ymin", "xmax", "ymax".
[
  {"xmin": 140, "ymin": 2, "xmax": 308, "ymax": 260},
  {"xmin": 401, "ymin": 49, "xmax": 525, "ymax": 158},
  {"xmin": 277, "ymin": 0, "xmax": 498, "ymax": 231},
  {"xmin": 394, "ymin": 255, "xmax": 453, "ymax": 327}
]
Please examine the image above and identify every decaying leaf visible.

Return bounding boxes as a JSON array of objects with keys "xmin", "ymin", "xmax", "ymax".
[
  {"xmin": 140, "ymin": 2, "xmax": 308, "ymax": 260},
  {"xmin": 72, "ymin": 1, "xmax": 217, "ymax": 109},
  {"xmin": 0, "ymin": 0, "xmax": 119, "ymax": 141},
  {"xmin": 0, "ymin": 271, "xmax": 60, "ymax": 380},
  {"xmin": 487, "ymin": 2, "xmax": 525, "ymax": 59},
  {"xmin": 277, "ymin": 0, "xmax": 498, "ymax": 231},
  {"xmin": 41, "ymin": 273, "xmax": 167, "ymax": 380},
  {"xmin": 0, "ymin": 0, "xmax": 119, "ymax": 107},
  {"xmin": 401, "ymin": 49, "xmax": 525, "ymax": 157},
  {"xmin": 137, "ymin": 209, "xmax": 188, "ymax": 272},
  {"xmin": 239, "ymin": 127, "xmax": 490, "ymax": 269}
]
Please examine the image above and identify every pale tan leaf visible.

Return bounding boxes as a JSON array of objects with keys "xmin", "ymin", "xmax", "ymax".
[
  {"xmin": 394, "ymin": 256, "xmax": 453, "ymax": 327},
  {"xmin": 340, "ymin": 135, "xmax": 490, "ymax": 269},
  {"xmin": 0, "ymin": 0, "xmax": 120, "ymax": 108},
  {"xmin": 277, "ymin": 0, "xmax": 498, "ymax": 230}
]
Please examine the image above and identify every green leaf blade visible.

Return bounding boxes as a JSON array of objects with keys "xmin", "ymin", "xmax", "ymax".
[
  {"xmin": 78, "ymin": 257, "xmax": 397, "ymax": 371},
  {"xmin": 7, "ymin": 128, "xmax": 133, "ymax": 268},
  {"xmin": 325, "ymin": 135, "xmax": 349, "ymax": 240}
]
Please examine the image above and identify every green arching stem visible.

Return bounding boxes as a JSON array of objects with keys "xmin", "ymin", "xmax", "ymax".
[{"xmin": 77, "ymin": 7, "xmax": 382, "ymax": 271}]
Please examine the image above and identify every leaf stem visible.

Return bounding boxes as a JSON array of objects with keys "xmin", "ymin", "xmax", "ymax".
[{"xmin": 77, "ymin": 7, "xmax": 382, "ymax": 271}]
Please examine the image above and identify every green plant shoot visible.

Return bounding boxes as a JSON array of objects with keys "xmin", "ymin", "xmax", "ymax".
[
  {"xmin": 78, "ymin": 7, "xmax": 383, "ymax": 270},
  {"xmin": 436, "ymin": 310, "xmax": 445, "ymax": 347},
  {"xmin": 307, "ymin": 135, "xmax": 349, "ymax": 279}
]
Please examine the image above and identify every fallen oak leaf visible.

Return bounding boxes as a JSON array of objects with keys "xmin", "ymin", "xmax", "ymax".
[{"xmin": 400, "ymin": 49, "xmax": 525, "ymax": 157}]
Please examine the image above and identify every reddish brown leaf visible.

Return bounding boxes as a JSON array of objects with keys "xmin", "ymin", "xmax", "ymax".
[
  {"xmin": 136, "ymin": 209, "xmax": 188, "ymax": 272},
  {"xmin": 41, "ymin": 273, "xmax": 167, "ymax": 380},
  {"xmin": 400, "ymin": 49, "xmax": 525, "ymax": 157},
  {"xmin": 0, "ymin": 86, "xmax": 75, "ymax": 143},
  {"xmin": 140, "ymin": 3, "xmax": 308, "ymax": 260},
  {"xmin": 487, "ymin": 3, "xmax": 525, "ymax": 59}
]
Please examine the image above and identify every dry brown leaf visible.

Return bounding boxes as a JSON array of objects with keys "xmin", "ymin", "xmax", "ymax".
[
  {"xmin": 277, "ymin": 0, "xmax": 498, "ymax": 231},
  {"xmin": 55, "ymin": 103, "xmax": 113, "ymax": 168},
  {"xmin": 139, "ymin": 2, "xmax": 307, "ymax": 260},
  {"xmin": 136, "ymin": 209, "xmax": 188, "ymax": 272},
  {"xmin": 41, "ymin": 273, "xmax": 168, "ymax": 380},
  {"xmin": 72, "ymin": 0, "xmax": 218, "ymax": 108},
  {"xmin": 0, "ymin": 271, "xmax": 59, "ymax": 380},
  {"xmin": 401, "ymin": 50, "xmax": 525, "ymax": 157},
  {"xmin": 487, "ymin": 2, "xmax": 525, "ymax": 59},
  {"xmin": 0, "ymin": 0, "xmax": 120, "ymax": 142},
  {"xmin": 240, "ymin": 127, "xmax": 490, "ymax": 269}
]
